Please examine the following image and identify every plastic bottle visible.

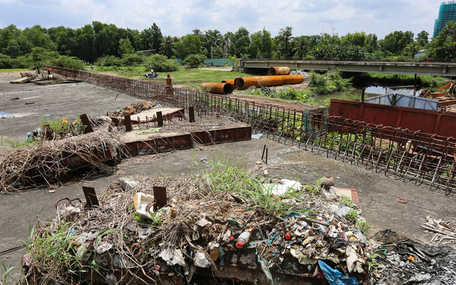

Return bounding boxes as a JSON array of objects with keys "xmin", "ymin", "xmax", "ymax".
[{"xmin": 236, "ymin": 228, "xmax": 253, "ymax": 248}]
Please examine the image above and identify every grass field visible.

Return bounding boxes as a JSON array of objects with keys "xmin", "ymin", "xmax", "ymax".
[
  {"xmin": 0, "ymin": 69, "xmax": 28, "ymax": 73},
  {"xmin": 93, "ymin": 66, "xmax": 249, "ymax": 88}
]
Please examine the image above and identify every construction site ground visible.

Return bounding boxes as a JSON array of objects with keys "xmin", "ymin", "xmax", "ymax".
[{"xmin": 1, "ymin": 75, "xmax": 456, "ymax": 279}]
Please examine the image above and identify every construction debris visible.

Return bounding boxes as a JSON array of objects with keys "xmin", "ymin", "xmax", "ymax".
[
  {"xmin": 0, "ymin": 124, "xmax": 126, "ymax": 193},
  {"xmin": 369, "ymin": 229, "xmax": 456, "ymax": 284},
  {"xmin": 24, "ymin": 174, "xmax": 371, "ymax": 284}
]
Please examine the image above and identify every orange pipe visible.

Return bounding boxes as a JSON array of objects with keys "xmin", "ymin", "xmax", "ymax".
[
  {"xmin": 235, "ymin": 75, "xmax": 304, "ymax": 90},
  {"xmin": 268, "ymin": 67, "xmax": 291, "ymax": 76},
  {"xmin": 201, "ymin": 82, "xmax": 234, "ymax": 94},
  {"xmin": 222, "ymin": 79, "xmax": 235, "ymax": 86}
]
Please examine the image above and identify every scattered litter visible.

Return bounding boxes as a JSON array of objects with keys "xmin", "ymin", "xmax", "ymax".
[
  {"xmin": 397, "ymin": 198, "xmax": 407, "ymax": 204},
  {"xmin": 45, "ymin": 113, "xmax": 53, "ymax": 116},
  {"xmin": 25, "ymin": 102, "xmax": 35, "ymax": 105},
  {"xmin": 48, "ymin": 190, "xmax": 55, "ymax": 194},
  {"xmin": 9, "ymin": 97, "xmax": 19, "ymax": 101},
  {"xmin": 263, "ymin": 178, "xmax": 302, "ymax": 195},
  {"xmin": 251, "ymin": 133, "xmax": 263, "ymax": 139},
  {"xmin": 199, "ymin": 157, "xmax": 208, "ymax": 163},
  {"xmin": 119, "ymin": 177, "xmax": 139, "ymax": 191},
  {"xmin": 0, "ymin": 112, "xmax": 13, "ymax": 119}
]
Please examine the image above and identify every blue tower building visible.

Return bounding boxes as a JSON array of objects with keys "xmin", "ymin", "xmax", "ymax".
[{"xmin": 434, "ymin": 2, "xmax": 456, "ymax": 37}]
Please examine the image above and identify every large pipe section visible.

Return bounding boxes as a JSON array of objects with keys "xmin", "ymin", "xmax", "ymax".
[
  {"xmin": 221, "ymin": 79, "xmax": 235, "ymax": 86},
  {"xmin": 201, "ymin": 82, "xmax": 234, "ymax": 94},
  {"xmin": 235, "ymin": 75, "xmax": 304, "ymax": 90},
  {"xmin": 268, "ymin": 67, "xmax": 291, "ymax": 76}
]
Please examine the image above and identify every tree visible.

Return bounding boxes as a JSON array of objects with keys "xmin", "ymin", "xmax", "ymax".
[
  {"xmin": 249, "ymin": 29, "xmax": 272, "ymax": 58},
  {"xmin": 428, "ymin": 21, "xmax": 456, "ymax": 61},
  {"xmin": 183, "ymin": 54, "xmax": 206, "ymax": 68},
  {"xmin": 118, "ymin": 38, "xmax": 134, "ymax": 55},
  {"xmin": 202, "ymin": 29, "xmax": 222, "ymax": 59},
  {"xmin": 160, "ymin": 36, "xmax": 176, "ymax": 58},
  {"xmin": 150, "ymin": 23, "xmax": 163, "ymax": 52},
  {"xmin": 380, "ymin": 31, "xmax": 414, "ymax": 55},
  {"xmin": 232, "ymin": 27, "xmax": 250, "ymax": 58},
  {"xmin": 341, "ymin": 32, "xmax": 367, "ymax": 47},
  {"xmin": 403, "ymin": 41, "xmax": 420, "ymax": 58},
  {"xmin": 416, "ymin": 30, "xmax": 429, "ymax": 47},
  {"xmin": 292, "ymin": 36, "xmax": 309, "ymax": 59},
  {"xmin": 174, "ymin": 34, "xmax": 202, "ymax": 59},
  {"xmin": 277, "ymin": 26, "xmax": 293, "ymax": 58}
]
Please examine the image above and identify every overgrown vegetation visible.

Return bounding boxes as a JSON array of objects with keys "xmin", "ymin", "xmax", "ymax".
[
  {"xmin": 183, "ymin": 54, "xmax": 207, "ymax": 68},
  {"xmin": 357, "ymin": 72, "xmax": 446, "ymax": 88},
  {"xmin": 193, "ymin": 155, "xmax": 311, "ymax": 218},
  {"xmin": 309, "ymin": 69, "xmax": 353, "ymax": 95},
  {"xmin": 144, "ymin": 54, "xmax": 179, "ymax": 72}
]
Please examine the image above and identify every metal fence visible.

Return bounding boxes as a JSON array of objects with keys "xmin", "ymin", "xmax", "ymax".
[{"xmin": 48, "ymin": 66, "xmax": 456, "ymax": 195}]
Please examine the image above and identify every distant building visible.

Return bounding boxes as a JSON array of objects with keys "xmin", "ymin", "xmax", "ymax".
[{"xmin": 434, "ymin": 2, "xmax": 456, "ymax": 37}]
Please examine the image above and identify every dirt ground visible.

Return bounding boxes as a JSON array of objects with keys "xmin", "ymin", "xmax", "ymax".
[{"xmin": 2, "ymin": 75, "xmax": 456, "ymax": 280}]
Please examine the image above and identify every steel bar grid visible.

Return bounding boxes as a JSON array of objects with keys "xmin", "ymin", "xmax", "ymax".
[{"xmin": 49, "ymin": 66, "xmax": 456, "ymax": 195}]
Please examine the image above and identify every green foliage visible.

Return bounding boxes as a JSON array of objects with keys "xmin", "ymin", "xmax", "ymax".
[
  {"xmin": 97, "ymin": 55, "xmax": 122, "ymax": 67},
  {"xmin": 194, "ymin": 155, "xmax": 310, "ymax": 218},
  {"xmin": 356, "ymin": 220, "xmax": 373, "ymax": 234},
  {"xmin": 428, "ymin": 21, "xmax": 456, "ymax": 61},
  {"xmin": 121, "ymin": 53, "xmax": 144, "ymax": 66},
  {"xmin": 1, "ymin": 262, "xmax": 20, "ymax": 284},
  {"xmin": 0, "ymin": 53, "xmax": 13, "ymax": 68},
  {"xmin": 380, "ymin": 30, "xmax": 414, "ymax": 55},
  {"xmin": 339, "ymin": 196, "xmax": 356, "ymax": 208},
  {"xmin": 118, "ymin": 38, "xmax": 134, "ymax": 55},
  {"xmin": 174, "ymin": 34, "xmax": 202, "ymax": 59},
  {"xmin": 48, "ymin": 55, "xmax": 86, "ymax": 70},
  {"xmin": 25, "ymin": 222, "xmax": 82, "ymax": 284},
  {"xmin": 183, "ymin": 54, "xmax": 207, "ymax": 68},
  {"xmin": 359, "ymin": 72, "xmax": 444, "ymax": 88},
  {"xmin": 20, "ymin": 47, "xmax": 60, "ymax": 69},
  {"xmin": 309, "ymin": 69, "xmax": 353, "ymax": 95},
  {"xmin": 344, "ymin": 209, "xmax": 359, "ymax": 221},
  {"xmin": 144, "ymin": 54, "xmax": 179, "ymax": 72},
  {"xmin": 40, "ymin": 116, "xmax": 86, "ymax": 138}
]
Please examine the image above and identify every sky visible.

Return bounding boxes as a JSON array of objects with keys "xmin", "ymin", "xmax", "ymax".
[{"xmin": 0, "ymin": 0, "xmax": 440, "ymax": 39}]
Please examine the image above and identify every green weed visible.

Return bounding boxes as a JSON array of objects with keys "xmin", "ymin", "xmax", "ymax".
[{"xmin": 339, "ymin": 196, "xmax": 356, "ymax": 208}]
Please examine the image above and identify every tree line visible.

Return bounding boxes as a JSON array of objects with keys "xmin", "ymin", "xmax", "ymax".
[{"xmin": 3, "ymin": 20, "xmax": 456, "ymax": 69}]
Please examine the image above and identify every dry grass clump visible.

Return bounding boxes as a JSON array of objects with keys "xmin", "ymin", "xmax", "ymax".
[{"xmin": 0, "ymin": 128, "xmax": 126, "ymax": 193}]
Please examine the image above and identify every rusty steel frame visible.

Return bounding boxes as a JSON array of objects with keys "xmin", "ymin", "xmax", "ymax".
[{"xmin": 49, "ymin": 65, "xmax": 456, "ymax": 196}]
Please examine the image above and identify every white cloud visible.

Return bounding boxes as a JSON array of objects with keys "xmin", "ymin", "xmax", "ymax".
[{"xmin": 0, "ymin": 0, "xmax": 442, "ymax": 39}]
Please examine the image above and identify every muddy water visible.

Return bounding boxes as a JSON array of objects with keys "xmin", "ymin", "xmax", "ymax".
[{"xmin": 313, "ymin": 86, "xmax": 422, "ymax": 106}]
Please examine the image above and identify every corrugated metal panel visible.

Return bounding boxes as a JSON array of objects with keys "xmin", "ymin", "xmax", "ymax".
[{"xmin": 364, "ymin": 93, "xmax": 439, "ymax": 111}]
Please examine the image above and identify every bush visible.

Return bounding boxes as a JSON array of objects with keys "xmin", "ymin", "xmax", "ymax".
[
  {"xmin": 121, "ymin": 53, "xmax": 145, "ymax": 66},
  {"xmin": 0, "ymin": 53, "xmax": 13, "ymax": 68},
  {"xmin": 97, "ymin": 55, "xmax": 122, "ymax": 67},
  {"xmin": 183, "ymin": 54, "xmax": 206, "ymax": 68},
  {"xmin": 144, "ymin": 54, "xmax": 179, "ymax": 72},
  {"xmin": 309, "ymin": 69, "xmax": 352, "ymax": 95},
  {"xmin": 49, "ymin": 56, "xmax": 85, "ymax": 70}
]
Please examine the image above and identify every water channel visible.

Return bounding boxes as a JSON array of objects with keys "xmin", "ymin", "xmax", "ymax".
[{"xmin": 313, "ymin": 85, "xmax": 422, "ymax": 106}]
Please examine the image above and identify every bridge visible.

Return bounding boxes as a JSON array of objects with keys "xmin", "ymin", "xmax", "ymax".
[{"xmin": 240, "ymin": 59, "xmax": 456, "ymax": 76}]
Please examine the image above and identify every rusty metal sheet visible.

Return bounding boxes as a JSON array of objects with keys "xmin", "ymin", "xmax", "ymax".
[
  {"xmin": 192, "ymin": 126, "xmax": 251, "ymax": 145},
  {"xmin": 62, "ymin": 144, "xmax": 113, "ymax": 170},
  {"xmin": 329, "ymin": 99, "xmax": 456, "ymax": 139},
  {"xmin": 125, "ymin": 134, "xmax": 192, "ymax": 156}
]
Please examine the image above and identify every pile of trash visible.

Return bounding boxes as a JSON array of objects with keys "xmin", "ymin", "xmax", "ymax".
[
  {"xmin": 107, "ymin": 101, "xmax": 158, "ymax": 117},
  {"xmin": 368, "ymin": 229, "xmax": 456, "ymax": 284},
  {"xmin": 24, "ymin": 173, "xmax": 374, "ymax": 284}
]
